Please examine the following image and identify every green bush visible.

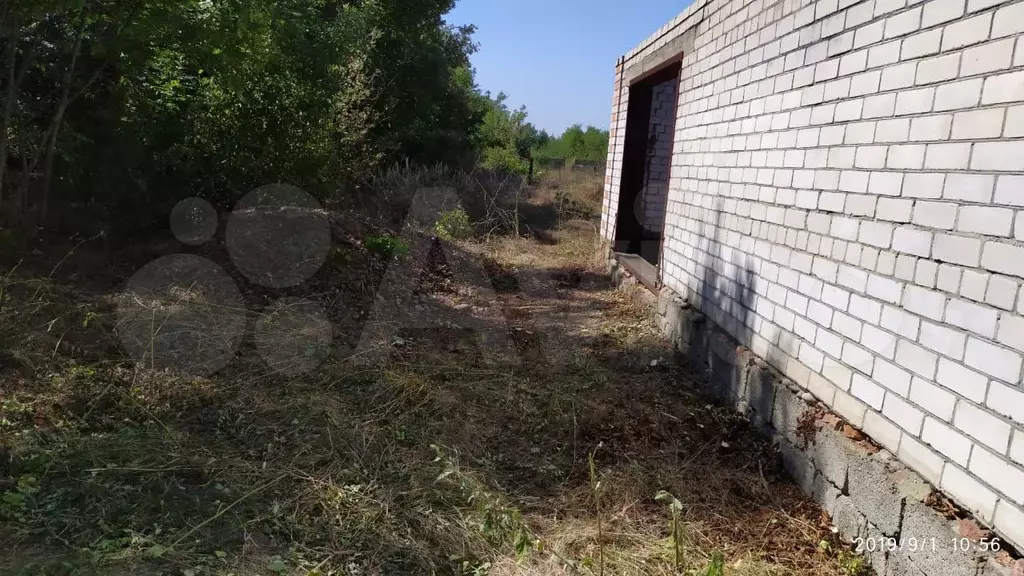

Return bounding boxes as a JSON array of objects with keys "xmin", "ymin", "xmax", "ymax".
[
  {"xmin": 365, "ymin": 235, "xmax": 410, "ymax": 260},
  {"xmin": 434, "ymin": 208, "xmax": 473, "ymax": 240},
  {"xmin": 480, "ymin": 147, "xmax": 528, "ymax": 175}
]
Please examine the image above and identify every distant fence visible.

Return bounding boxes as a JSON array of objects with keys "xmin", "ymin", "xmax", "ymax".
[
  {"xmin": 571, "ymin": 160, "xmax": 605, "ymax": 171},
  {"xmin": 534, "ymin": 157, "xmax": 606, "ymax": 172}
]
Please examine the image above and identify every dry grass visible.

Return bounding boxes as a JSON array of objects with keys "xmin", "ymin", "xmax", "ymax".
[{"xmin": 0, "ymin": 167, "xmax": 860, "ymax": 576}]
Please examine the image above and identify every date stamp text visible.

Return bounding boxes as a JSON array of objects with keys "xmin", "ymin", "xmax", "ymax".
[{"xmin": 854, "ymin": 537, "xmax": 1003, "ymax": 554}]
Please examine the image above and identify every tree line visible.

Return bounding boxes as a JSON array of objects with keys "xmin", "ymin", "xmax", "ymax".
[
  {"xmin": 533, "ymin": 125, "xmax": 610, "ymax": 166},
  {"xmin": 474, "ymin": 98, "xmax": 611, "ymax": 173},
  {"xmin": 0, "ymin": 0, "xmax": 608, "ymax": 236}
]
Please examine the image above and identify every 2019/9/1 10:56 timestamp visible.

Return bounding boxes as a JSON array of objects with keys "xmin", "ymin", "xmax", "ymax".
[{"xmin": 854, "ymin": 537, "xmax": 1004, "ymax": 553}]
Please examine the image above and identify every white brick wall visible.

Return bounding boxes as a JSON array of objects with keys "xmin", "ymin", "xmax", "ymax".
[
  {"xmin": 638, "ymin": 80, "xmax": 678, "ymax": 235},
  {"xmin": 605, "ymin": 0, "xmax": 1024, "ymax": 551}
]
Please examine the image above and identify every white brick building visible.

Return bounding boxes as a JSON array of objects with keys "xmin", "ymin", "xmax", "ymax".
[{"xmin": 602, "ymin": 0, "xmax": 1024, "ymax": 556}]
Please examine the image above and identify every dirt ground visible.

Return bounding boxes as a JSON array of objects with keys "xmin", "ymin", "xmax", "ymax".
[{"xmin": 0, "ymin": 171, "xmax": 864, "ymax": 575}]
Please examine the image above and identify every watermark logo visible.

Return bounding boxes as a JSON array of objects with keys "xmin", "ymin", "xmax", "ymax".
[
  {"xmin": 115, "ymin": 252, "xmax": 246, "ymax": 377},
  {"xmin": 226, "ymin": 184, "xmax": 331, "ymax": 289},
  {"xmin": 116, "ymin": 184, "xmax": 514, "ymax": 377}
]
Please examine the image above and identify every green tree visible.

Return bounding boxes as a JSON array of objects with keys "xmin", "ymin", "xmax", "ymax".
[
  {"xmin": 533, "ymin": 124, "xmax": 609, "ymax": 164},
  {"xmin": 0, "ymin": 0, "xmax": 487, "ymax": 230},
  {"xmin": 474, "ymin": 92, "xmax": 541, "ymax": 174}
]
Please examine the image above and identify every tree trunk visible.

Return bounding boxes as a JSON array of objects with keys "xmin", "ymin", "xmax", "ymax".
[
  {"xmin": 0, "ymin": 45, "xmax": 14, "ymax": 206},
  {"xmin": 39, "ymin": 104, "xmax": 68, "ymax": 221},
  {"xmin": 0, "ymin": 11, "xmax": 18, "ymax": 205},
  {"xmin": 13, "ymin": 112, "xmax": 29, "ymax": 216},
  {"xmin": 0, "ymin": 27, "xmax": 36, "ymax": 211},
  {"xmin": 39, "ymin": 3, "xmax": 89, "ymax": 222}
]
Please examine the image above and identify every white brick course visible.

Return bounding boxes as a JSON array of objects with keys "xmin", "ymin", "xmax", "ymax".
[
  {"xmin": 925, "ymin": 142, "xmax": 971, "ymax": 169},
  {"xmin": 884, "ymin": 393, "xmax": 926, "ymax": 432},
  {"xmin": 987, "ymin": 381, "xmax": 1024, "ymax": 423},
  {"xmin": 934, "ymin": 78, "xmax": 982, "ymax": 110},
  {"xmin": 982, "ymin": 241, "xmax": 1024, "ymax": 278},
  {"xmin": 991, "ymin": 2, "xmax": 1024, "ymax": 38},
  {"xmin": 904, "ymin": 172, "xmax": 945, "ymax": 198},
  {"xmin": 887, "ymin": 144, "xmax": 927, "ymax": 169},
  {"xmin": 997, "ymin": 314, "xmax": 1024, "ymax": 353},
  {"xmin": 863, "ymin": 410, "xmax": 904, "ymax": 451},
  {"xmin": 1007, "ymin": 105, "xmax": 1024, "ymax": 137},
  {"xmin": 937, "ymin": 263, "xmax": 963, "ymax": 292},
  {"xmin": 917, "ymin": 53, "xmax": 961, "ymax": 85},
  {"xmin": 852, "ymin": 373, "xmax": 886, "ymax": 408},
  {"xmin": 947, "ymin": 297, "xmax": 998, "ymax": 337},
  {"xmin": 932, "ymin": 234, "xmax": 982, "ymax": 266},
  {"xmin": 969, "ymin": 448, "xmax": 1024, "ymax": 504},
  {"xmin": 961, "ymin": 39, "xmax": 1016, "ymax": 77},
  {"xmin": 994, "ymin": 175, "xmax": 1024, "ymax": 206},
  {"xmin": 913, "ymin": 201, "xmax": 957, "ymax": 228},
  {"xmin": 923, "ymin": 417, "xmax": 973, "ymax": 465},
  {"xmin": 937, "ymin": 358, "xmax": 989, "ymax": 401},
  {"xmin": 919, "ymin": 320, "xmax": 967, "ymax": 358},
  {"xmin": 924, "ymin": 0, "xmax": 965, "ymax": 26},
  {"xmin": 941, "ymin": 465, "xmax": 999, "ymax": 520},
  {"xmin": 995, "ymin": 502, "xmax": 1024, "ymax": 543},
  {"xmin": 941, "ymin": 13, "xmax": 993, "ymax": 51},
  {"xmin": 981, "ymin": 70, "xmax": 1024, "ymax": 105},
  {"xmin": 1012, "ymin": 430, "xmax": 1024, "ymax": 465},
  {"xmin": 943, "ymin": 173, "xmax": 994, "ymax": 202},
  {"xmin": 900, "ymin": 434, "xmax": 946, "ymax": 483},
  {"xmin": 897, "ymin": 87, "xmax": 936, "ymax": 115},
  {"xmin": 910, "ymin": 114, "xmax": 952, "ymax": 140},
  {"xmin": 965, "ymin": 336, "xmax": 1023, "ymax": 381},
  {"xmin": 957, "ymin": 205, "xmax": 1014, "ymax": 236},
  {"xmin": 961, "ymin": 269, "xmax": 991, "ymax": 301},
  {"xmin": 910, "ymin": 376, "xmax": 957, "ymax": 420},
  {"xmin": 986, "ymin": 275, "xmax": 1019, "ymax": 310},
  {"xmin": 951, "ymin": 108, "xmax": 1006, "ymax": 139},
  {"xmin": 956, "ymin": 402, "xmax": 1012, "ymax": 452}
]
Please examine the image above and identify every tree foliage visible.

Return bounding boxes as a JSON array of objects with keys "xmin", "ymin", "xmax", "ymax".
[
  {"xmin": 474, "ymin": 92, "xmax": 545, "ymax": 174},
  {"xmin": 0, "ymin": 0, "xmax": 489, "ymax": 232},
  {"xmin": 534, "ymin": 124, "xmax": 609, "ymax": 165},
  {"xmin": 0, "ymin": 0, "xmax": 608, "ymax": 234}
]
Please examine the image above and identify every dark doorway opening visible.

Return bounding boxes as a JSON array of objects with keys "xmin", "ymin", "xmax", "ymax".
[{"xmin": 613, "ymin": 60, "xmax": 681, "ymax": 277}]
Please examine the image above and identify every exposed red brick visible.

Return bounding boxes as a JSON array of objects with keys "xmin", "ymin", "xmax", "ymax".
[{"xmin": 956, "ymin": 518, "xmax": 990, "ymax": 541}]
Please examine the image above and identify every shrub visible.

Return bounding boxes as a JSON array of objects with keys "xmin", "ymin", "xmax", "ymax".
[
  {"xmin": 365, "ymin": 235, "xmax": 410, "ymax": 260},
  {"xmin": 434, "ymin": 208, "xmax": 473, "ymax": 240},
  {"xmin": 480, "ymin": 147, "xmax": 527, "ymax": 175}
]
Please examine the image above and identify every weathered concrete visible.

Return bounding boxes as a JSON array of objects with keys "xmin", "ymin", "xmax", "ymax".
[
  {"xmin": 833, "ymin": 495, "xmax": 867, "ymax": 540},
  {"xmin": 812, "ymin": 426, "xmax": 852, "ymax": 492},
  {"xmin": 622, "ymin": 25, "xmax": 697, "ymax": 84},
  {"xmin": 896, "ymin": 499, "xmax": 983, "ymax": 576}
]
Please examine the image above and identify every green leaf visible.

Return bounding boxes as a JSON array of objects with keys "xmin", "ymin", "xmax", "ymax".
[
  {"xmin": 705, "ymin": 552, "xmax": 725, "ymax": 576},
  {"xmin": 515, "ymin": 531, "xmax": 532, "ymax": 560}
]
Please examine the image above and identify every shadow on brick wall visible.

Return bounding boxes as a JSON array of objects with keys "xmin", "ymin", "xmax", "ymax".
[
  {"xmin": 692, "ymin": 198, "xmax": 799, "ymax": 432},
  {"xmin": 698, "ymin": 199, "xmax": 756, "ymax": 342},
  {"xmin": 695, "ymin": 199, "xmax": 763, "ymax": 403}
]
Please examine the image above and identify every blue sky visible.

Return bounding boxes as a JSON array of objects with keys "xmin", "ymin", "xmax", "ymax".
[{"xmin": 445, "ymin": 0, "xmax": 693, "ymax": 136}]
